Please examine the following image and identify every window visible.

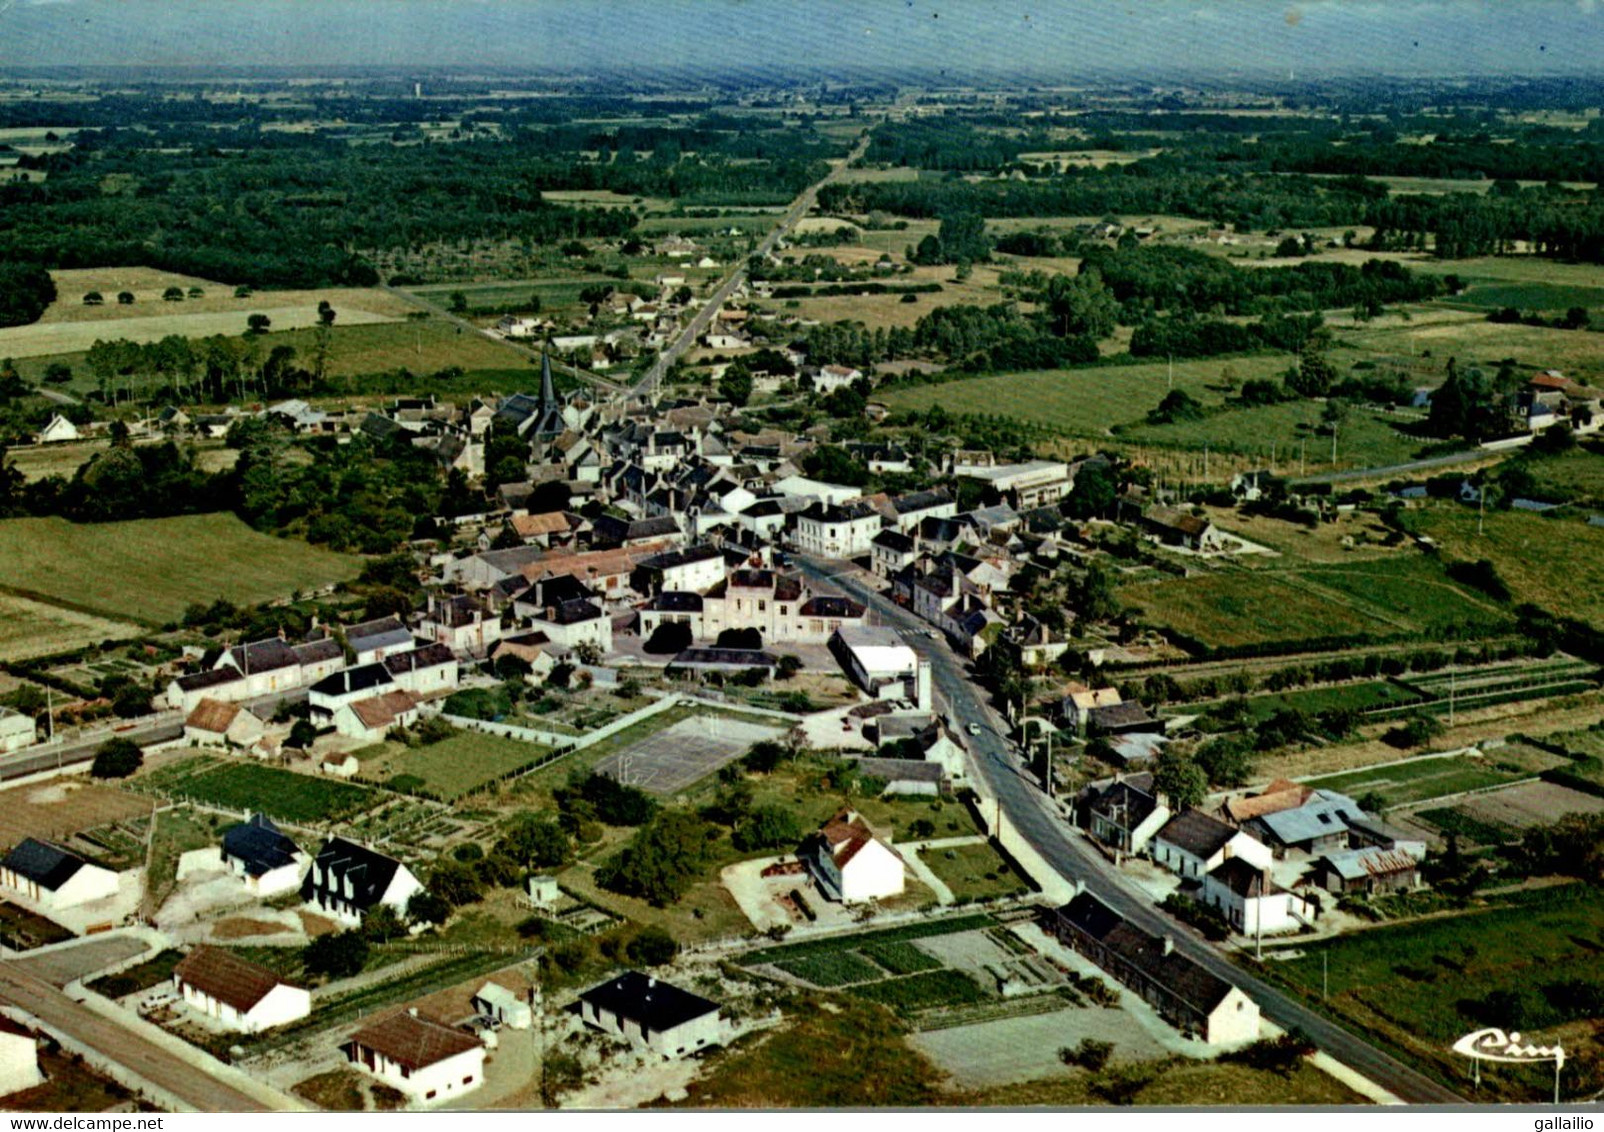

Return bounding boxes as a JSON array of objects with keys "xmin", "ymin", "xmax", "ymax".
[
  {"xmin": 401, "ymin": 1066, "xmax": 411, "ymax": 1079},
  {"xmin": 463, "ymin": 1076, "xmax": 475, "ymax": 1086},
  {"xmin": 426, "ymin": 1090, "xmax": 437, "ymax": 1101}
]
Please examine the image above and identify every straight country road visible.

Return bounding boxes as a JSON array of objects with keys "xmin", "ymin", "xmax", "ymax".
[
  {"xmin": 795, "ymin": 554, "xmax": 1467, "ymax": 1105},
  {"xmin": 1290, "ymin": 444, "xmax": 1496, "ymax": 485},
  {"xmin": 0, "ymin": 962, "xmax": 278, "ymax": 1111},
  {"xmin": 632, "ymin": 133, "xmax": 870, "ymax": 400}
]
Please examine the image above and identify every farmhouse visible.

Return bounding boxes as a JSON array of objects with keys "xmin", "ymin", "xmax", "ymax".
[
  {"xmin": 309, "ymin": 663, "xmax": 397, "ymax": 723},
  {"xmin": 798, "ymin": 809, "xmax": 905, "ymax": 903},
  {"xmin": 1309, "ymin": 846, "xmax": 1421, "ymax": 896},
  {"xmin": 218, "ymin": 638, "xmax": 303, "ymax": 698},
  {"xmin": 418, "ymin": 593, "xmax": 505, "ymax": 656},
  {"xmin": 344, "ymin": 1010, "xmax": 485, "ymax": 1106},
  {"xmin": 220, "ymin": 814, "xmax": 305, "ymax": 897},
  {"xmin": 1244, "ymin": 790, "xmax": 1367, "ymax": 858},
  {"xmin": 0, "ymin": 838, "xmax": 121, "ymax": 915},
  {"xmin": 0, "ymin": 1017, "xmax": 43, "ymax": 1098},
  {"xmin": 183, "ymin": 698, "xmax": 266, "ymax": 749},
  {"xmin": 0, "ymin": 707, "xmax": 37, "ymax": 754},
  {"xmin": 576, "ymin": 971, "xmax": 722, "ymax": 1059},
  {"xmin": 870, "ymin": 528, "xmax": 919, "ymax": 578},
  {"xmin": 631, "ymin": 544, "xmax": 726, "ymax": 596},
  {"xmin": 1083, "ymin": 775, "xmax": 1171, "ymax": 856},
  {"xmin": 301, "ymin": 838, "xmax": 424, "ymax": 926},
  {"xmin": 1141, "ymin": 508, "xmax": 1231, "ymax": 554},
  {"xmin": 1052, "ymin": 891, "xmax": 1260, "ymax": 1045},
  {"xmin": 1150, "ymin": 810, "xmax": 1272, "ymax": 882},
  {"xmin": 167, "ymin": 666, "xmax": 249, "ymax": 713},
  {"xmin": 487, "ymin": 632, "xmax": 557, "ymax": 683},
  {"xmin": 332, "ymin": 689, "xmax": 420, "ymax": 742},
  {"xmin": 172, "ymin": 946, "xmax": 310, "ymax": 1033},
  {"xmin": 1200, "ymin": 858, "xmax": 1315, "ymax": 936},
  {"xmin": 1061, "ymin": 687, "xmax": 1123, "ymax": 734}
]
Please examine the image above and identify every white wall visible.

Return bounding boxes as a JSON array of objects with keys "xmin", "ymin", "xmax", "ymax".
[
  {"xmin": 351, "ymin": 1043, "xmax": 484, "ymax": 1106},
  {"xmin": 1205, "ymin": 986, "xmax": 1261, "ymax": 1045},
  {"xmin": 839, "ymin": 839, "xmax": 906, "ymax": 903},
  {"xmin": 0, "ymin": 1031, "xmax": 42, "ymax": 1098}
]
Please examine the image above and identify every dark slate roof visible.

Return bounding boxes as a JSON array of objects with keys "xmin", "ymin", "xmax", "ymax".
[
  {"xmin": 310, "ymin": 663, "xmax": 394, "ymax": 698},
  {"xmin": 517, "ymin": 574, "xmax": 596, "ymax": 608},
  {"xmin": 382, "ymin": 643, "xmax": 457, "ymax": 676},
  {"xmin": 227, "ymin": 638, "xmax": 300, "ymax": 674},
  {"xmin": 892, "ymin": 489, "xmax": 951, "ymax": 515},
  {"xmin": 176, "ymin": 667, "xmax": 247, "ymax": 693},
  {"xmin": 798, "ymin": 596, "xmax": 865, "ymax": 619},
  {"xmin": 871, "ymin": 529, "xmax": 916, "ymax": 553},
  {"xmin": 221, "ymin": 814, "xmax": 301, "ymax": 878},
  {"xmin": 647, "ymin": 591, "xmax": 704, "ymax": 613},
  {"xmin": 2, "ymin": 838, "xmax": 88, "ymax": 891},
  {"xmin": 542, "ymin": 598, "xmax": 604, "ymax": 626},
  {"xmin": 346, "ymin": 616, "xmax": 413, "ymax": 652},
  {"xmin": 1088, "ymin": 701, "xmax": 1158, "ymax": 729},
  {"xmin": 674, "ymin": 647, "xmax": 779, "ymax": 669},
  {"xmin": 1155, "ymin": 810, "xmax": 1239, "ymax": 859},
  {"xmin": 300, "ymin": 837, "xmax": 406, "ymax": 911},
  {"xmin": 1059, "ymin": 892, "xmax": 1235, "ymax": 1014},
  {"xmin": 801, "ymin": 500, "xmax": 878, "ymax": 524},
  {"xmin": 1207, "ymin": 856, "xmax": 1283, "ymax": 897},
  {"xmin": 578, "ymin": 971, "xmax": 719, "ymax": 1032},
  {"xmin": 636, "ymin": 545, "xmax": 723, "ymax": 571},
  {"xmin": 292, "ymin": 638, "xmax": 344, "ymax": 666},
  {"xmin": 1089, "ymin": 780, "xmax": 1159, "ymax": 827}
]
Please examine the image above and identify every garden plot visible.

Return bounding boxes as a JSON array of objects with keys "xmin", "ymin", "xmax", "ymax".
[
  {"xmin": 0, "ymin": 780, "xmax": 153, "ymax": 850},
  {"xmin": 592, "ymin": 714, "xmax": 782, "ymax": 796},
  {"xmin": 1452, "ymin": 780, "xmax": 1604, "ymax": 831}
]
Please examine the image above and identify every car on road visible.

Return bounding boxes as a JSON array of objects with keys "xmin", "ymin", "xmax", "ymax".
[
  {"xmin": 967, "ymin": 723, "xmax": 982, "ymax": 736},
  {"xmin": 925, "ymin": 629, "xmax": 940, "ymax": 639}
]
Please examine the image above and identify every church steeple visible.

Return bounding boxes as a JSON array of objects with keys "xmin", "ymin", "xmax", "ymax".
[
  {"xmin": 539, "ymin": 345, "xmax": 557, "ymax": 412},
  {"xmin": 530, "ymin": 342, "xmax": 566, "ymax": 440}
]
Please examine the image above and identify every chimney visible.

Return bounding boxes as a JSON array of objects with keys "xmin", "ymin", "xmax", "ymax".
[
  {"xmin": 1162, "ymin": 935, "xmax": 1174, "ymax": 956},
  {"xmin": 647, "ymin": 977, "xmax": 657, "ymax": 989},
  {"xmin": 408, "ymin": 1007, "xmax": 419, "ymax": 1017}
]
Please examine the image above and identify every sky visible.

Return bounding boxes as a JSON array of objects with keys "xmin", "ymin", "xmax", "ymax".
[{"xmin": 0, "ymin": 0, "xmax": 1601, "ymax": 80}]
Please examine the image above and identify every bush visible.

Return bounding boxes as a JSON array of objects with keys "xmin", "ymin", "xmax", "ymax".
[
  {"xmin": 302, "ymin": 930, "xmax": 369, "ymax": 978},
  {"xmin": 715, "ymin": 627, "xmax": 763, "ymax": 650},
  {"xmin": 732, "ymin": 804, "xmax": 803, "ymax": 851},
  {"xmin": 1384, "ymin": 714, "xmax": 1444, "ymax": 750},
  {"xmin": 644, "ymin": 621, "xmax": 693, "ymax": 655},
  {"xmin": 596, "ymin": 810, "xmax": 717, "ymax": 906},
  {"xmin": 1225, "ymin": 1032, "xmax": 1315, "ymax": 1076},
  {"xmin": 1061, "ymin": 1038, "xmax": 1115, "ymax": 1072},
  {"xmin": 626, "ymin": 926, "xmax": 679, "ymax": 967},
  {"xmin": 90, "ymin": 737, "xmax": 142, "ymax": 779}
]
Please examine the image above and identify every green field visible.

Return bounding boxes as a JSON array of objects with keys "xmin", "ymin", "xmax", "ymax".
[
  {"xmin": 1412, "ymin": 806, "xmax": 1520, "ymax": 846},
  {"xmin": 851, "ymin": 969, "xmax": 989, "ymax": 1011},
  {"xmin": 142, "ymin": 756, "xmax": 380, "ymax": 824},
  {"xmin": 1190, "ymin": 680, "xmax": 1422, "ymax": 726},
  {"xmin": 1518, "ymin": 446, "xmax": 1604, "ymax": 509},
  {"xmin": 1446, "ymin": 281, "xmax": 1604, "ymax": 314},
  {"xmin": 357, "ymin": 731, "xmax": 555, "ymax": 801},
  {"xmin": 0, "ymin": 514, "xmax": 361, "ymax": 625},
  {"xmin": 1123, "ymin": 556, "xmax": 1505, "ymax": 652},
  {"xmin": 1406, "ymin": 507, "xmax": 1604, "ymax": 625},
  {"xmin": 859, "ymin": 939, "xmax": 943, "ymax": 975},
  {"xmin": 1265, "ymin": 885, "xmax": 1604, "ymax": 1100},
  {"xmin": 741, "ymin": 913, "xmax": 994, "ymax": 966},
  {"xmin": 1303, "ymin": 754, "xmax": 1530, "ymax": 808},
  {"xmin": 1119, "ymin": 402, "xmax": 1427, "ymax": 471},
  {"xmin": 880, "ymin": 355, "xmax": 1295, "ymax": 438}
]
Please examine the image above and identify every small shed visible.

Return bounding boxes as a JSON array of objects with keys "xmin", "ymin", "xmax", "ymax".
[
  {"xmin": 472, "ymin": 981, "xmax": 532, "ymax": 1030},
  {"xmin": 525, "ymin": 875, "xmax": 560, "ymax": 907}
]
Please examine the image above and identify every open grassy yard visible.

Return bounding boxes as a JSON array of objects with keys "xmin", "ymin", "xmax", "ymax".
[
  {"xmin": 1340, "ymin": 314, "xmax": 1604, "ymax": 382},
  {"xmin": 0, "ymin": 513, "xmax": 361, "ymax": 624},
  {"xmin": 0, "ymin": 302, "xmax": 397, "ymax": 360},
  {"xmin": 954, "ymin": 1058, "xmax": 1368, "ymax": 1106},
  {"xmin": 1406, "ymin": 506, "xmax": 1604, "ymax": 624},
  {"xmin": 1188, "ymin": 680, "xmax": 1423, "ymax": 726},
  {"xmin": 918, "ymin": 841, "xmax": 1032, "ymax": 902},
  {"xmin": 357, "ymin": 731, "xmax": 555, "ymax": 801},
  {"xmin": 0, "ymin": 591, "xmax": 140, "ymax": 661},
  {"xmin": 1517, "ymin": 445, "xmax": 1604, "ymax": 508},
  {"xmin": 141, "ymin": 756, "xmax": 382, "ymax": 825},
  {"xmin": 1262, "ymin": 884, "xmax": 1604, "ymax": 1100}
]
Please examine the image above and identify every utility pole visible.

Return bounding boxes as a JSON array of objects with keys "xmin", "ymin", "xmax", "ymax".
[
  {"xmin": 1301, "ymin": 439, "xmax": 1306, "ymax": 477},
  {"xmin": 1254, "ymin": 870, "xmax": 1264, "ymax": 961},
  {"xmin": 1167, "ymin": 354, "xmax": 1174, "ymax": 390},
  {"xmin": 1322, "ymin": 950, "xmax": 1328, "ymax": 1001},
  {"xmin": 1330, "ymin": 422, "xmax": 1338, "ymax": 466},
  {"xmin": 1477, "ymin": 484, "xmax": 1485, "ymax": 537}
]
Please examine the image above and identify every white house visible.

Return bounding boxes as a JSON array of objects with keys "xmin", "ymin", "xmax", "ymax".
[
  {"xmin": 301, "ymin": 838, "xmax": 424, "ymax": 926},
  {"xmin": 331, "ymin": 690, "xmax": 419, "ymax": 742},
  {"xmin": 799, "ymin": 810, "xmax": 905, "ymax": 903},
  {"xmin": 382, "ymin": 644, "xmax": 459, "ymax": 697},
  {"xmin": 769, "ymin": 475, "xmax": 862, "ymax": 507},
  {"xmin": 308, "ymin": 663, "xmax": 396, "ymax": 724},
  {"xmin": 792, "ymin": 500, "xmax": 882, "ymax": 559},
  {"xmin": 1201, "ymin": 858, "xmax": 1315, "ymax": 936},
  {"xmin": 345, "ymin": 1010, "xmax": 485, "ymax": 1106},
  {"xmin": 172, "ymin": 946, "xmax": 311, "ymax": 1033},
  {"xmin": 576, "ymin": 971, "xmax": 722, "ymax": 1059},
  {"xmin": 829, "ymin": 625, "xmax": 926, "ymax": 705},
  {"xmin": 472, "ymin": 981, "xmax": 532, "ymax": 1030},
  {"xmin": 215, "ymin": 638, "xmax": 304, "ymax": 699},
  {"xmin": 0, "ymin": 708, "xmax": 36, "ymax": 755},
  {"xmin": 812, "ymin": 364, "xmax": 862, "ymax": 394},
  {"xmin": 959, "ymin": 459, "xmax": 1072, "ymax": 509},
  {"xmin": 183, "ymin": 698, "xmax": 266, "ymax": 749},
  {"xmin": 220, "ymin": 814, "xmax": 306, "ymax": 897},
  {"xmin": 0, "ymin": 1017, "xmax": 43, "ymax": 1098},
  {"xmin": 36, "ymin": 414, "xmax": 80, "ymax": 444},
  {"xmin": 1150, "ymin": 809, "xmax": 1273, "ymax": 882},
  {"xmin": 345, "ymin": 617, "xmax": 414, "ymax": 666},
  {"xmin": 0, "ymin": 839, "xmax": 120, "ymax": 913}
]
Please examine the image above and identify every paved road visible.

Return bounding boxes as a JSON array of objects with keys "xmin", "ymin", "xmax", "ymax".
[
  {"xmin": 632, "ymin": 133, "xmax": 870, "ymax": 400},
  {"xmin": 0, "ymin": 687, "xmax": 305, "ymax": 783},
  {"xmin": 1291, "ymin": 445, "xmax": 1496, "ymax": 486},
  {"xmin": 0, "ymin": 962, "xmax": 275, "ymax": 1111},
  {"xmin": 795, "ymin": 554, "xmax": 1466, "ymax": 1105}
]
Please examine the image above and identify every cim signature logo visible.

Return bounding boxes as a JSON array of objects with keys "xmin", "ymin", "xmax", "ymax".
[{"xmin": 1451, "ymin": 1027, "xmax": 1566, "ymax": 1068}]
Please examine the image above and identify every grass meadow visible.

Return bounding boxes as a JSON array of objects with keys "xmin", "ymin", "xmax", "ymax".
[
  {"xmin": 142, "ymin": 756, "xmax": 380, "ymax": 824},
  {"xmin": 0, "ymin": 514, "xmax": 361, "ymax": 625}
]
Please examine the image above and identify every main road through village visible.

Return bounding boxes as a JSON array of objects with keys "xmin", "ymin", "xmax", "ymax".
[{"xmin": 796, "ymin": 554, "xmax": 1467, "ymax": 1105}]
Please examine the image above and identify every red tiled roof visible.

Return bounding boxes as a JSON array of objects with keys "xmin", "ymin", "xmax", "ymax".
[
  {"xmin": 174, "ymin": 946, "xmax": 293, "ymax": 1013},
  {"xmin": 347, "ymin": 1011, "xmax": 480, "ymax": 1071}
]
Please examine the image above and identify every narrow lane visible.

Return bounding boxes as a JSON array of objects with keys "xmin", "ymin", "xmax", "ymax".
[{"xmin": 795, "ymin": 555, "xmax": 1466, "ymax": 1105}]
